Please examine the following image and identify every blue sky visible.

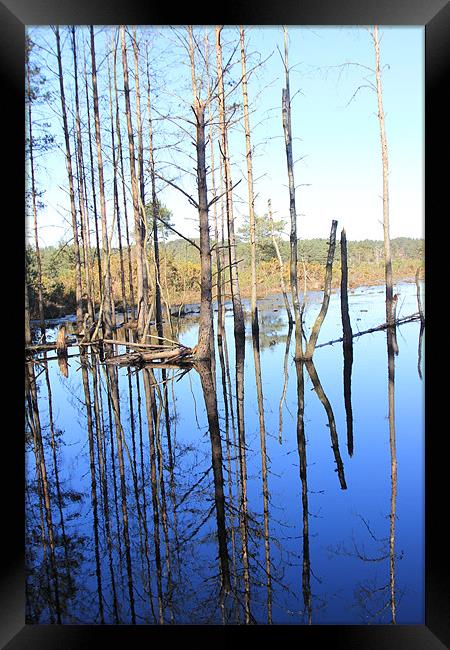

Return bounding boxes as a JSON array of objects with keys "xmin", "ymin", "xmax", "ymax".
[{"xmin": 27, "ymin": 25, "xmax": 424, "ymax": 247}]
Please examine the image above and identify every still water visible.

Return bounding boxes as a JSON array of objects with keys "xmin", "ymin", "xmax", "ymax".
[{"xmin": 25, "ymin": 281, "xmax": 424, "ymax": 625}]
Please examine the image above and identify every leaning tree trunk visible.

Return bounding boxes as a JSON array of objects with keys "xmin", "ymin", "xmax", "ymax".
[{"xmin": 304, "ymin": 220, "xmax": 338, "ymax": 358}]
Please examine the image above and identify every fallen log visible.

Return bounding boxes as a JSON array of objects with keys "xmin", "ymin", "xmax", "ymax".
[
  {"xmin": 104, "ymin": 345, "xmax": 194, "ymax": 367},
  {"xmin": 315, "ymin": 312, "xmax": 421, "ymax": 349}
]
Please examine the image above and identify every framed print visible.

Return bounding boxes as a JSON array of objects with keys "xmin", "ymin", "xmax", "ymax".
[{"xmin": 2, "ymin": 0, "xmax": 449, "ymax": 647}]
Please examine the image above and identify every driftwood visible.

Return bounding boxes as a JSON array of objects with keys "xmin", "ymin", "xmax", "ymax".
[
  {"xmin": 104, "ymin": 345, "xmax": 194, "ymax": 367},
  {"xmin": 315, "ymin": 312, "xmax": 421, "ymax": 349}
]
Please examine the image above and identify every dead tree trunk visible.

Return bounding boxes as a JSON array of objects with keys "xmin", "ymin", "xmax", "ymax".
[
  {"xmin": 132, "ymin": 28, "xmax": 153, "ymax": 332},
  {"xmin": 240, "ymin": 26, "xmax": 259, "ymax": 337},
  {"xmin": 26, "ymin": 58, "xmax": 45, "ymax": 337},
  {"xmin": 269, "ymin": 198, "xmax": 293, "ymax": 326},
  {"xmin": 84, "ymin": 52, "xmax": 103, "ymax": 309},
  {"xmin": 55, "ymin": 26, "xmax": 83, "ymax": 332},
  {"xmin": 304, "ymin": 220, "xmax": 338, "ymax": 359},
  {"xmin": 107, "ymin": 43, "xmax": 128, "ymax": 321},
  {"xmin": 113, "ymin": 35, "xmax": 135, "ymax": 317},
  {"xmin": 145, "ymin": 48, "xmax": 164, "ymax": 343},
  {"xmin": 187, "ymin": 27, "xmax": 215, "ymax": 362},
  {"xmin": 282, "ymin": 26, "xmax": 303, "ymax": 359},
  {"xmin": 121, "ymin": 25, "xmax": 148, "ymax": 336},
  {"xmin": 373, "ymin": 27, "xmax": 395, "ymax": 336},
  {"xmin": 71, "ymin": 27, "xmax": 95, "ymax": 325},
  {"xmin": 205, "ymin": 31, "xmax": 225, "ymax": 352},
  {"xmin": 90, "ymin": 25, "xmax": 114, "ymax": 338},
  {"xmin": 340, "ymin": 228, "xmax": 354, "ymax": 455},
  {"xmin": 340, "ymin": 228, "xmax": 352, "ymax": 346},
  {"xmin": 216, "ymin": 25, "xmax": 245, "ymax": 342}
]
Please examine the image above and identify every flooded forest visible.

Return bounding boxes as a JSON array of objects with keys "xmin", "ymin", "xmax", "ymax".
[{"xmin": 25, "ymin": 26, "xmax": 425, "ymax": 625}]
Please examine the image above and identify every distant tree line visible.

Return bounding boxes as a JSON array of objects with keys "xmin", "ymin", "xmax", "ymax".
[{"xmin": 26, "ymin": 235, "xmax": 424, "ymax": 319}]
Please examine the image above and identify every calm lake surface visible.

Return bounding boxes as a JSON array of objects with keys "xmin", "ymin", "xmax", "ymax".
[{"xmin": 25, "ymin": 281, "xmax": 424, "ymax": 625}]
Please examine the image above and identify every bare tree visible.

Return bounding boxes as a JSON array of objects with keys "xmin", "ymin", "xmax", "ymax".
[
  {"xmin": 281, "ymin": 27, "xmax": 303, "ymax": 359},
  {"xmin": 26, "ymin": 53, "xmax": 45, "ymax": 337},
  {"xmin": 216, "ymin": 25, "xmax": 245, "ymax": 342},
  {"xmin": 71, "ymin": 27, "xmax": 95, "ymax": 325},
  {"xmin": 121, "ymin": 25, "xmax": 149, "ymax": 336},
  {"xmin": 240, "ymin": 26, "xmax": 259, "ymax": 336},
  {"xmin": 90, "ymin": 25, "xmax": 115, "ymax": 338},
  {"xmin": 55, "ymin": 26, "xmax": 83, "ymax": 332}
]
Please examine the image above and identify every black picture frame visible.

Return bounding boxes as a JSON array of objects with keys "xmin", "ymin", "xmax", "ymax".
[{"xmin": 2, "ymin": 0, "xmax": 449, "ymax": 647}]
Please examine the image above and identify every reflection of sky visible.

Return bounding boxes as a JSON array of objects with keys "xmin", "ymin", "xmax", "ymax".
[{"xmin": 27, "ymin": 281, "xmax": 424, "ymax": 624}]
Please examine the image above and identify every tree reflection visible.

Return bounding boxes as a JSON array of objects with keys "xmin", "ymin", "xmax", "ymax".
[
  {"xmin": 294, "ymin": 359, "xmax": 312, "ymax": 623},
  {"xmin": 252, "ymin": 331, "xmax": 273, "ymax": 623},
  {"xmin": 25, "ymin": 291, "xmax": 418, "ymax": 625}
]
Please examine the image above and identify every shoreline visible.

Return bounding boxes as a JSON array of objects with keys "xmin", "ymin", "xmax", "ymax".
[{"xmin": 30, "ymin": 276, "xmax": 423, "ymax": 327}]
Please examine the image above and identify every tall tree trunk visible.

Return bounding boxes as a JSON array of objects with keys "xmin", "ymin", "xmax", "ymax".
[
  {"xmin": 373, "ymin": 26, "xmax": 395, "ymax": 332},
  {"xmin": 373, "ymin": 25, "xmax": 397, "ymax": 622},
  {"xmin": 107, "ymin": 41, "xmax": 128, "ymax": 322},
  {"xmin": 112, "ymin": 35, "xmax": 135, "ymax": 317},
  {"xmin": 240, "ymin": 26, "xmax": 259, "ymax": 337},
  {"xmin": 84, "ymin": 53, "xmax": 103, "ymax": 309},
  {"xmin": 282, "ymin": 26, "xmax": 303, "ymax": 359},
  {"xmin": 26, "ymin": 59, "xmax": 45, "ymax": 337},
  {"xmin": 90, "ymin": 25, "xmax": 114, "ymax": 338},
  {"xmin": 55, "ymin": 26, "xmax": 83, "ymax": 332},
  {"xmin": 120, "ymin": 25, "xmax": 148, "ymax": 336},
  {"xmin": 145, "ymin": 47, "xmax": 164, "ymax": 342},
  {"xmin": 188, "ymin": 27, "xmax": 214, "ymax": 361},
  {"xmin": 216, "ymin": 25, "xmax": 245, "ymax": 342},
  {"xmin": 71, "ymin": 27, "xmax": 95, "ymax": 324}
]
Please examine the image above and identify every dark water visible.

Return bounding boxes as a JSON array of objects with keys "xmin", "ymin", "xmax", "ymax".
[{"xmin": 25, "ymin": 281, "xmax": 424, "ymax": 625}]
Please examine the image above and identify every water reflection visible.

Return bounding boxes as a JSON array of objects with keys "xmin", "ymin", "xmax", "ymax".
[{"xmin": 25, "ymin": 284, "xmax": 424, "ymax": 624}]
